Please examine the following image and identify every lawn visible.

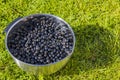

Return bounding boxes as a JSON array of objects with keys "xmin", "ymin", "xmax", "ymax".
[{"xmin": 0, "ymin": 0, "xmax": 120, "ymax": 80}]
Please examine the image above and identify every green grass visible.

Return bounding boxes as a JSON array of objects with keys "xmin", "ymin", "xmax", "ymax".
[{"xmin": 0, "ymin": 0, "xmax": 120, "ymax": 80}]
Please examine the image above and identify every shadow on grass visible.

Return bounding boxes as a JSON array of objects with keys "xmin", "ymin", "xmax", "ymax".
[{"xmin": 44, "ymin": 25, "xmax": 119, "ymax": 78}]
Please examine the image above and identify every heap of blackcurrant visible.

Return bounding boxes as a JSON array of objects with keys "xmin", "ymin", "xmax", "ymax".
[{"xmin": 7, "ymin": 15, "xmax": 74, "ymax": 65}]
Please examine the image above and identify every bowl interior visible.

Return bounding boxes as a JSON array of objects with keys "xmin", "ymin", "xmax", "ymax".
[{"xmin": 6, "ymin": 14, "xmax": 75, "ymax": 65}]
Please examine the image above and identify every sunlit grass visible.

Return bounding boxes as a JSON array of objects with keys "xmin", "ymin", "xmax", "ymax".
[{"xmin": 0, "ymin": 0, "xmax": 120, "ymax": 80}]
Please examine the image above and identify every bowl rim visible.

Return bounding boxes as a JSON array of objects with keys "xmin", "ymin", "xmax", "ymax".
[{"xmin": 5, "ymin": 14, "xmax": 76, "ymax": 66}]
